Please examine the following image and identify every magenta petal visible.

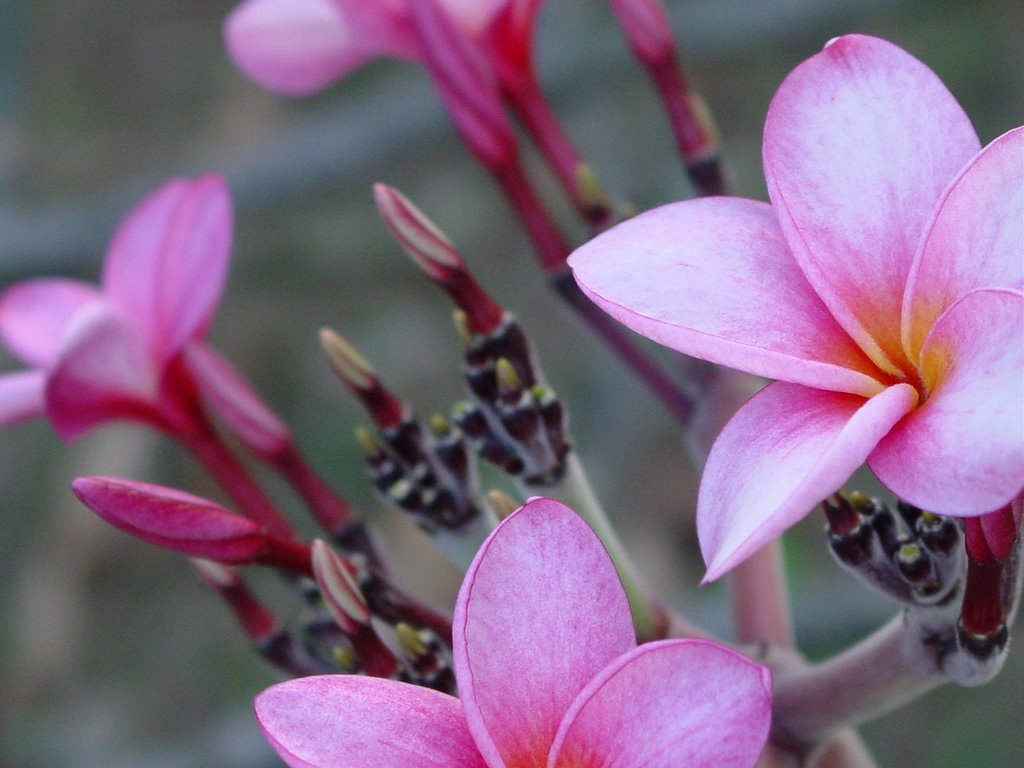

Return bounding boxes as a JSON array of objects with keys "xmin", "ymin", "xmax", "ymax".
[
  {"xmin": 71, "ymin": 476, "xmax": 267, "ymax": 562},
  {"xmin": 101, "ymin": 175, "xmax": 232, "ymax": 364},
  {"xmin": 0, "ymin": 278, "xmax": 102, "ymax": 368},
  {"xmin": 45, "ymin": 303, "xmax": 160, "ymax": 441},
  {"xmin": 0, "ymin": 370, "xmax": 46, "ymax": 427},
  {"xmin": 569, "ymin": 197, "xmax": 884, "ymax": 396},
  {"xmin": 255, "ymin": 676, "xmax": 486, "ymax": 768},
  {"xmin": 225, "ymin": 0, "xmax": 382, "ymax": 96},
  {"xmin": 549, "ymin": 640, "xmax": 772, "ymax": 768},
  {"xmin": 699, "ymin": 381, "xmax": 918, "ymax": 581},
  {"xmin": 903, "ymin": 126, "xmax": 1024, "ymax": 360},
  {"xmin": 764, "ymin": 34, "xmax": 981, "ymax": 374},
  {"xmin": 454, "ymin": 497, "xmax": 636, "ymax": 767},
  {"xmin": 871, "ymin": 289, "xmax": 1024, "ymax": 515}
]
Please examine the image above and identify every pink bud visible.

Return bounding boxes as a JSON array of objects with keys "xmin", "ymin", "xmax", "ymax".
[
  {"xmin": 73, "ymin": 476, "xmax": 314, "ymax": 574},
  {"xmin": 373, "ymin": 184, "xmax": 505, "ymax": 334},
  {"xmin": 72, "ymin": 476, "xmax": 267, "ymax": 562},
  {"xmin": 311, "ymin": 540, "xmax": 372, "ymax": 635}
]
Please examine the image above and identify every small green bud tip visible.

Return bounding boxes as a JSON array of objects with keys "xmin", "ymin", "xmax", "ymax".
[
  {"xmin": 496, "ymin": 358, "xmax": 521, "ymax": 395},
  {"xmin": 396, "ymin": 622, "xmax": 428, "ymax": 657},
  {"xmin": 429, "ymin": 414, "xmax": 452, "ymax": 436},
  {"xmin": 332, "ymin": 645, "xmax": 359, "ymax": 670},
  {"xmin": 355, "ymin": 426, "xmax": 383, "ymax": 458},
  {"xmin": 452, "ymin": 310, "xmax": 473, "ymax": 349},
  {"xmin": 898, "ymin": 543, "xmax": 922, "ymax": 562},
  {"xmin": 487, "ymin": 489, "xmax": 520, "ymax": 520},
  {"xmin": 575, "ymin": 162, "xmax": 612, "ymax": 212},
  {"xmin": 847, "ymin": 491, "xmax": 870, "ymax": 510}
]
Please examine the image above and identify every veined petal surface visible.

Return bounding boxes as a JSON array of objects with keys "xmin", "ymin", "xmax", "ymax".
[
  {"xmin": 568, "ymin": 197, "xmax": 884, "ymax": 396},
  {"xmin": 0, "ymin": 370, "xmax": 46, "ymax": 426},
  {"xmin": 255, "ymin": 676, "xmax": 486, "ymax": 768},
  {"xmin": 699, "ymin": 381, "xmax": 918, "ymax": 581},
  {"xmin": 0, "ymin": 279, "xmax": 102, "ymax": 368},
  {"xmin": 45, "ymin": 303, "xmax": 160, "ymax": 441},
  {"xmin": 548, "ymin": 640, "xmax": 772, "ymax": 768},
  {"xmin": 871, "ymin": 289, "xmax": 1024, "ymax": 514},
  {"xmin": 101, "ymin": 175, "xmax": 231, "ymax": 365},
  {"xmin": 764, "ymin": 34, "xmax": 981, "ymax": 375},
  {"xmin": 902, "ymin": 126, "xmax": 1024, "ymax": 360},
  {"xmin": 454, "ymin": 498, "xmax": 635, "ymax": 767}
]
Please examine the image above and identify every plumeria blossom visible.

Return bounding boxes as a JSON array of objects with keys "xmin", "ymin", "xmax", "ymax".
[
  {"xmin": 256, "ymin": 497, "xmax": 772, "ymax": 767},
  {"xmin": 224, "ymin": 0, "xmax": 536, "ymax": 97},
  {"xmin": 568, "ymin": 35, "xmax": 1024, "ymax": 580},
  {"xmin": 0, "ymin": 175, "xmax": 231, "ymax": 440}
]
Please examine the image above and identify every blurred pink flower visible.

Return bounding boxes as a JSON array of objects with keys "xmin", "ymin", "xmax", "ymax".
[
  {"xmin": 569, "ymin": 35, "xmax": 1024, "ymax": 580},
  {"xmin": 224, "ymin": 0, "xmax": 530, "ymax": 97},
  {"xmin": 0, "ymin": 175, "xmax": 232, "ymax": 440},
  {"xmin": 256, "ymin": 497, "xmax": 772, "ymax": 767}
]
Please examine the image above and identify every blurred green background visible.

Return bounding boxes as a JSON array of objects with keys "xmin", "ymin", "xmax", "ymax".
[{"xmin": 0, "ymin": 1, "xmax": 1021, "ymax": 766}]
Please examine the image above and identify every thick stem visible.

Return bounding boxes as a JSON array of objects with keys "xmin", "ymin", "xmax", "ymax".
[
  {"xmin": 772, "ymin": 614, "xmax": 946, "ymax": 748},
  {"xmin": 732, "ymin": 543, "xmax": 794, "ymax": 647},
  {"xmin": 493, "ymin": 161, "xmax": 573, "ymax": 273}
]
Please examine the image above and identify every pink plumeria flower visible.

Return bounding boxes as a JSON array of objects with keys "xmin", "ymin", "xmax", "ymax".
[
  {"xmin": 569, "ymin": 35, "xmax": 1023, "ymax": 580},
  {"xmin": 0, "ymin": 175, "xmax": 231, "ymax": 440},
  {"xmin": 224, "ymin": 0, "xmax": 520, "ymax": 97},
  {"xmin": 256, "ymin": 497, "xmax": 772, "ymax": 767}
]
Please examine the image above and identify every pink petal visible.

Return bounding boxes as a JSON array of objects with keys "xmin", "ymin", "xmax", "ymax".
[
  {"xmin": 70, "ymin": 476, "xmax": 267, "ymax": 562},
  {"xmin": 183, "ymin": 343, "xmax": 291, "ymax": 459},
  {"xmin": 568, "ymin": 197, "xmax": 885, "ymax": 396},
  {"xmin": 45, "ymin": 303, "xmax": 160, "ymax": 441},
  {"xmin": 699, "ymin": 381, "xmax": 918, "ymax": 581},
  {"xmin": 437, "ymin": 0, "xmax": 510, "ymax": 37},
  {"xmin": 549, "ymin": 640, "xmax": 772, "ymax": 768},
  {"xmin": 870, "ymin": 289, "xmax": 1024, "ymax": 514},
  {"xmin": 0, "ymin": 370, "xmax": 46, "ymax": 427},
  {"xmin": 454, "ymin": 497, "xmax": 636, "ymax": 767},
  {"xmin": 0, "ymin": 279, "xmax": 102, "ymax": 368},
  {"xmin": 902, "ymin": 127, "xmax": 1024, "ymax": 360},
  {"xmin": 763, "ymin": 34, "xmax": 981, "ymax": 376},
  {"xmin": 101, "ymin": 175, "xmax": 232, "ymax": 365},
  {"xmin": 225, "ymin": 0, "xmax": 393, "ymax": 96},
  {"xmin": 255, "ymin": 676, "xmax": 486, "ymax": 768}
]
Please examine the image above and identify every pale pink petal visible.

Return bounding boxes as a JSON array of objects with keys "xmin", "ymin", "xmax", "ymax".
[
  {"xmin": 0, "ymin": 370, "xmax": 46, "ymax": 426},
  {"xmin": 183, "ymin": 343, "xmax": 291, "ymax": 459},
  {"xmin": 101, "ymin": 175, "xmax": 232, "ymax": 364},
  {"xmin": 549, "ymin": 640, "xmax": 772, "ymax": 768},
  {"xmin": 255, "ymin": 676, "xmax": 486, "ymax": 768},
  {"xmin": 764, "ymin": 34, "xmax": 981, "ymax": 375},
  {"xmin": 870, "ymin": 289, "xmax": 1024, "ymax": 514},
  {"xmin": 699, "ymin": 381, "xmax": 918, "ymax": 581},
  {"xmin": 225, "ymin": 0, "xmax": 384, "ymax": 96},
  {"xmin": 45, "ymin": 303, "xmax": 160, "ymax": 441},
  {"xmin": 0, "ymin": 279, "xmax": 102, "ymax": 368},
  {"xmin": 902, "ymin": 127, "xmax": 1024, "ymax": 360},
  {"xmin": 569, "ymin": 197, "xmax": 885, "ymax": 396},
  {"xmin": 454, "ymin": 497, "xmax": 636, "ymax": 767}
]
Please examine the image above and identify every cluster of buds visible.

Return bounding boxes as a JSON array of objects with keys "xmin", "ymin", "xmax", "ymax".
[
  {"xmin": 374, "ymin": 184, "xmax": 571, "ymax": 488},
  {"xmin": 823, "ymin": 491, "xmax": 963, "ymax": 607},
  {"xmin": 823, "ymin": 492, "xmax": 1022, "ymax": 682},
  {"xmin": 321, "ymin": 328, "xmax": 483, "ymax": 538}
]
